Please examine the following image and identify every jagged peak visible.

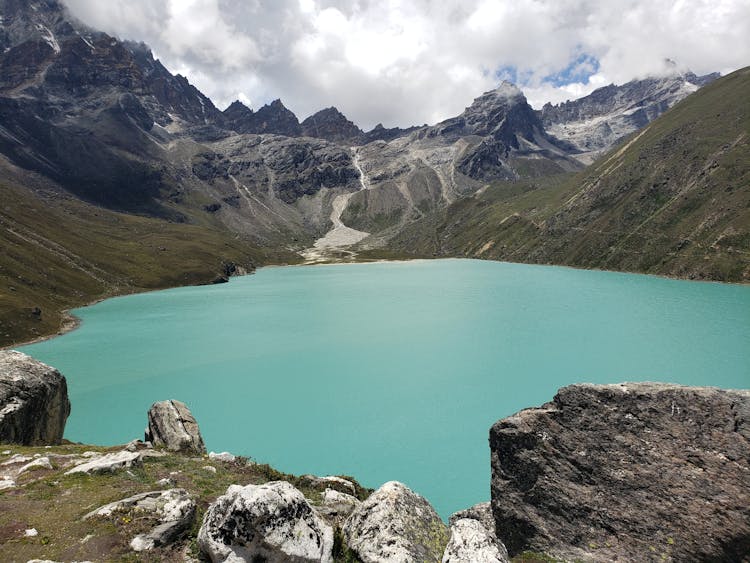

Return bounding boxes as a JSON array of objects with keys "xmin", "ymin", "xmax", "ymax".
[
  {"xmin": 464, "ymin": 81, "xmax": 527, "ymax": 116},
  {"xmin": 225, "ymin": 100, "xmax": 252, "ymax": 112},
  {"xmin": 302, "ymin": 106, "xmax": 354, "ymax": 124},
  {"xmin": 488, "ymin": 80, "xmax": 525, "ymax": 100}
]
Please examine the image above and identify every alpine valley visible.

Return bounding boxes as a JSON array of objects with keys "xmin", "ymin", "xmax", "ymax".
[{"xmin": 1, "ymin": 0, "xmax": 747, "ymax": 347}]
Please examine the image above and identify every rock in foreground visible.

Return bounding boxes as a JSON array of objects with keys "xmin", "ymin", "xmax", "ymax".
[
  {"xmin": 490, "ymin": 383, "xmax": 750, "ymax": 561},
  {"xmin": 0, "ymin": 351, "xmax": 71, "ymax": 445},
  {"xmin": 198, "ymin": 480, "xmax": 334, "ymax": 562},
  {"xmin": 343, "ymin": 480, "xmax": 449, "ymax": 563},
  {"xmin": 145, "ymin": 400, "xmax": 206, "ymax": 454},
  {"xmin": 85, "ymin": 488, "xmax": 196, "ymax": 551},
  {"xmin": 443, "ymin": 518, "xmax": 509, "ymax": 563}
]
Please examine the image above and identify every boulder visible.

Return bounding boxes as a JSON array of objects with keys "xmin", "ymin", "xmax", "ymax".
[
  {"xmin": 0, "ymin": 351, "xmax": 70, "ymax": 445},
  {"xmin": 490, "ymin": 383, "xmax": 750, "ymax": 561},
  {"xmin": 144, "ymin": 400, "xmax": 206, "ymax": 454},
  {"xmin": 198, "ymin": 480, "xmax": 334, "ymax": 562},
  {"xmin": 446, "ymin": 502, "xmax": 509, "ymax": 562},
  {"xmin": 208, "ymin": 451, "xmax": 236, "ymax": 463},
  {"xmin": 442, "ymin": 518, "xmax": 509, "ymax": 563},
  {"xmin": 448, "ymin": 502, "xmax": 494, "ymax": 531},
  {"xmin": 342, "ymin": 481, "xmax": 449, "ymax": 563},
  {"xmin": 65, "ymin": 450, "xmax": 142, "ymax": 475},
  {"xmin": 317, "ymin": 488, "xmax": 361, "ymax": 527}
]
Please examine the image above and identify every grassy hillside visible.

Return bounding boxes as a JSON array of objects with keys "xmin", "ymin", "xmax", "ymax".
[
  {"xmin": 0, "ymin": 171, "xmax": 299, "ymax": 348},
  {"xmin": 381, "ymin": 67, "xmax": 750, "ymax": 282},
  {"xmin": 0, "ymin": 443, "xmax": 370, "ymax": 562}
]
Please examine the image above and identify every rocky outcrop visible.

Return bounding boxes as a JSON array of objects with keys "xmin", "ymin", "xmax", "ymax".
[
  {"xmin": 198, "ymin": 480, "xmax": 334, "ymax": 562},
  {"xmin": 490, "ymin": 383, "xmax": 750, "ymax": 562},
  {"xmin": 443, "ymin": 518, "xmax": 509, "ymax": 563},
  {"xmin": 65, "ymin": 450, "xmax": 143, "ymax": 474},
  {"xmin": 145, "ymin": 400, "xmax": 206, "ymax": 454},
  {"xmin": 85, "ymin": 488, "xmax": 196, "ymax": 551},
  {"xmin": 343, "ymin": 481, "xmax": 449, "ymax": 563},
  {"xmin": 0, "ymin": 350, "xmax": 70, "ymax": 445}
]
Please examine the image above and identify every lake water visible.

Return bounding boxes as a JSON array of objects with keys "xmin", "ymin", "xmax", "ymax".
[{"xmin": 20, "ymin": 259, "xmax": 750, "ymax": 518}]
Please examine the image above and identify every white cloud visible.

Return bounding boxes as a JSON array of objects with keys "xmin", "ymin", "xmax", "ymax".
[
  {"xmin": 159, "ymin": 0, "xmax": 261, "ymax": 70},
  {"xmin": 62, "ymin": 0, "xmax": 750, "ymax": 129}
]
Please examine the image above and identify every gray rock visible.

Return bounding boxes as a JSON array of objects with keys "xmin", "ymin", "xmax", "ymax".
[
  {"xmin": 198, "ymin": 481, "xmax": 333, "ymax": 563},
  {"xmin": 448, "ymin": 502, "xmax": 494, "ymax": 531},
  {"xmin": 446, "ymin": 501, "xmax": 510, "ymax": 562},
  {"xmin": 490, "ymin": 383, "xmax": 750, "ymax": 562},
  {"xmin": 17, "ymin": 456, "xmax": 53, "ymax": 475},
  {"xmin": 85, "ymin": 488, "xmax": 196, "ymax": 552},
  {"xmin": 299, "ymin": 474, "xmax": 358, "ymax": 496},
  {"xmin": 208, "ymin": 451, "xmax": 235, "ymax": 463},
  {"xmin": 145, "ymin": 400, "xmax": 206, "ymax": 454},
  {"xmin": 1, "ymin": 453, "xmax": 33, "ymax": 466},
  {"xmin": 442, "ymin": 518, "xmax": 509, "ymax": 563},
  {"xmin": 124, "ymin": 439, "xmax": 151, "ymax": 452},
  {"xmin": 65, "ymin": 450, "xmax": 142, "ymax": 475},
  {"xmin": 0, "ymin": 351, "xmax": 70, "ymax": 445},
  {"xmin": 343, "ymin": 481, "xmax": 449, "ymax": 563},
  {"xmin": 130, "ymin": 489, "xmax": 196, "ymax": 551},
  {"xmin": 317, "ymin": 488, "xmax": 361, "ymax": 527}
]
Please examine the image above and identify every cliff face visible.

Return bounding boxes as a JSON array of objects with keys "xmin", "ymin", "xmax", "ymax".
[{"xmin": 490, "ymin": 383, "xmax": 750, "ymax": 562}]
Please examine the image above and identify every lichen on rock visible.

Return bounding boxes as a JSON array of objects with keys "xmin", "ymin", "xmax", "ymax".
[{"xmin": 343, "ymin": 480, "xmax": 449, "ymax": 563}]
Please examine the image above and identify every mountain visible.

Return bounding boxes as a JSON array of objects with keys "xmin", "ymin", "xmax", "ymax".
[
  {"xmin": 301, "ymin": 107, "xmax": 363, "ymax": 143},
  {"xmin": 338, "ymin": 82, "xmax": 583, "ymax": 238},
  {"xmin": 0, "ymin": 0, "xmax": 362, "ymax": 239},
  {"xmin": 540, "ymin": 70, "xmax": 720, "ymax": 163},
  {"xmin": 224, "ymin": 98, "xmax": 302, "ymax": 136},
  {"xmin": 382, "ymin": 68, "xmax": 750, "ymax": 282}
]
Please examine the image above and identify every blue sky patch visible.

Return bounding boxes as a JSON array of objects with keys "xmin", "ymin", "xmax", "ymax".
[{"xmin": 544, "ymin": 53, "xmax": 600, "ymax": 86}]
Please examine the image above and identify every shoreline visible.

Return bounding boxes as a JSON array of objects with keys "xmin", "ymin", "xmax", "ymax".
[{"xmin": 5, "ymin": 255, "xmax": 748, "ymax": 351}]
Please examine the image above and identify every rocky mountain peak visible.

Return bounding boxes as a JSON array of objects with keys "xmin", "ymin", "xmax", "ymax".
[
  {"xmin": 540, "ymin": 69, "xmax": 721, "ymax": 160},
  {"xmin": 232, "ymin": 98, "xmax": 302, "ymax": 136},
  {"xmin": 222, "ymin": 99, "xmax": 254, "ymax": 129},
  {"xmin": 451, "ymin": 80, "xmax": 549, "ymax": 149},
  {"xmin": 0, "ymin": 0, "xmax": 82, "ymax": 52},
  {"xmin": 225, "ymin": 100, "xmax": 252, "ymax": 114},
  {"xmin": 301, "ymin": 106, "xmax": 363, "ymax": 143}
]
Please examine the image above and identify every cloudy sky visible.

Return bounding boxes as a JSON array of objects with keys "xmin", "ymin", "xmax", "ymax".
[{"xmin": 62, "ymin": 0, "xmax": 750, "ymax": 130}]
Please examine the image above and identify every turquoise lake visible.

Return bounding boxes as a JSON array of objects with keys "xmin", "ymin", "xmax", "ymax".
[{"xmin": 20, "ymin": 259, "xmax": 750, "ymax": 518}]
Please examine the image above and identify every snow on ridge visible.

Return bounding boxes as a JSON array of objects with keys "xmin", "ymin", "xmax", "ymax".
[
  {"xmin": 36, "ymin": 24, "xmax": 60, "ymax": 54},
  {"xmin": 490, "ymin": 81, "xmax": 524, "ymax": 100},
  {"xmin": 76, "ymin": 31, "xmax": 95, "ymax": 51}
]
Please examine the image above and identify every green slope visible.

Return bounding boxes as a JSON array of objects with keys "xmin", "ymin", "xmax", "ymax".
[
  {"xmin": 0, "ymin": 177, "xmax": 299, "ymax": 348},
  {"xmin": 381, "ymin": 67, "xmax": 750, "ymax": 282}
]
